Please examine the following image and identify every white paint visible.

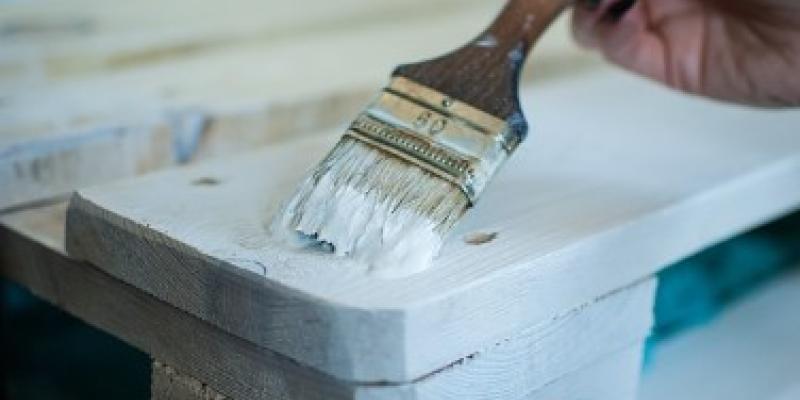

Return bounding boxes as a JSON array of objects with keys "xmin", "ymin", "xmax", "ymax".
[
  {"xmin": 274, "ymin": 139, "xmax": 465, "ymax": 277},
  {"xmin": 475, "ymin": 34, "xmax": 498, "ymax": 48},
  {"xmin": 67, "ymin": 67, "xmax": 800, "ymax": 383}
]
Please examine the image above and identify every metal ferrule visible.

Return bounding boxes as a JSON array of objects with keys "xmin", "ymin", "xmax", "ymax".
[{"xmin": 344, "ymin": 77, "xmax": 518, "ymax": 205}]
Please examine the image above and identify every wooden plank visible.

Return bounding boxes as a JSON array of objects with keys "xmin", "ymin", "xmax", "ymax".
[
  {"xmin": 151, "ymin": 344, "xmax": 644, "ymax": 400},
  {"xmin": 640, "ymin": 268, "xmax": 800, "ymax": 400},
  {"xmin": 2, "ymin": 204, "xmax": 654, "ymax": 399},
  {"xmin": 67, "ymin": 65, "xmax": 800, "ymax": 382},
  {"xmin": 0, "ymin": 104, "xmax": 344, "ymax": 211},
  {"xmin": 357, "ymin": 279, "xmax": 654, "ymax": 398},
  {"xmin": 152, "ymin": 361, "xmax": 228, "ymax": 400},
  {"xmin": 65, "ymin": 65, "xmax": 800, "ymax": 383}
]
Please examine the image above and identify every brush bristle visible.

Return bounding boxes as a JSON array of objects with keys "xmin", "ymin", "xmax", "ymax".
[{"xmin": 273, "ymin": 137, "xmax": 468, "ymax": 276}]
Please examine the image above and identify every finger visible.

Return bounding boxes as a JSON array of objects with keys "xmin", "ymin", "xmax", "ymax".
[
  {"xmin": 572, "ymin": 0, "xmax": 669, "ymax": 84},
  {"xmin": 571, "ymin": 0, "xmax": 603, "ymax": 49},
  {"xmin": 572, "ymin": 0, "xmax": 635, "ymax": 48}
]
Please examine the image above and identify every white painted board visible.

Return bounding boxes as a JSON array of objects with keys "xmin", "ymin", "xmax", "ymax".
[
  {"xmin": 2, "ymin": 203, "xmax": 653, "ymax": 399},
  {"xmin": 356, "ymin": 279, "xmax": 654, "ymax": 399},
  {"xmin": 66, "ymin": 66, "xmax": 800, "ymax": 383}
]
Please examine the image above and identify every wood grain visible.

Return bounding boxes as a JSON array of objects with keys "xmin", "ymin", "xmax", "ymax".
[
  {"xmin": 152, "ymin": 361, "xmax": 228, "ymax": 400},
  {"xmin": 65, "ymin": 66, "xmax": 800, "ymax": 382},
  {"xmin": 3, "ymin": 204, "xmax": 653, "ymax": 399}
]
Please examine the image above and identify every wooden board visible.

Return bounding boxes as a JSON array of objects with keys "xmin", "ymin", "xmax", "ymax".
[
  {"xmin": 640, "ymin": 267, "xmax": 800, "ymax": 400},
  {"xmin": 2, "ymin": 204, "xmax": 653, "ymax": 399},
  {"xmin": 65, "ymin": 66, "xmax": 800, "ymax": 382},
  {"xmin": 151, "ymin": 344, "xmax": 644, "ymax": 400},
  {"xmin": 356, "ymin": 279, "xmax": 653, "ymax": 399}
]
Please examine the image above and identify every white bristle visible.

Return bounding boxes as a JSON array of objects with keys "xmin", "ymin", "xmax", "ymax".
[{"xmin": 272, "ymin": 137, "xmax": 468, "ymax": 277}]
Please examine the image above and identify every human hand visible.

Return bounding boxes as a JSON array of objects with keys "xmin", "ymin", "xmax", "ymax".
[{"xmin": 572, "ymin": 0, "xmax": 800, "ymax": 107}]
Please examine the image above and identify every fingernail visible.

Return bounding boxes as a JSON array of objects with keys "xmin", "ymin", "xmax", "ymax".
[{"xmin": 606, "ymin": 0, "xmax": 636, "ymax": 21}]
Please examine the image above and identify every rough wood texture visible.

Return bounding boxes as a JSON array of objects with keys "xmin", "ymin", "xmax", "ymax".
[
  {"xmin": 152, "ymin": 361, "xmax": 228, "ymax": 400},
  {"xmin": 66, "ymin": 66, "xmax": 800, "ymax": 382},
  {"xmin": 640, "ymin": 268, "xmax": 800, "ymax": 400},
  {"xmin": 3, "ymin": 204, "xmax": 654, "ymax": 399}
]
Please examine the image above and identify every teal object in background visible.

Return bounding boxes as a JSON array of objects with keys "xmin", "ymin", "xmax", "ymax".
[
  {"xmin": 646, "ymin": 211, "xmax": 800, "ymax": 364},
  {"xmin": 1, "ymin": 281, "xmax": 150, "ymax": 400}
]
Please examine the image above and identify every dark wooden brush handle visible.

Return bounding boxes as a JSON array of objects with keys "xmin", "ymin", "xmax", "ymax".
[{"xmin": 394, "ymin": 0, "xmax": 571, "ymax": 139}]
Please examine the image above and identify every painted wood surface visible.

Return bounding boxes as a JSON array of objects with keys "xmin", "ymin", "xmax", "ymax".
[
  {"xmin": 1, "ymin": 204, "xmax": 653, "ymax": 399},
  {"xmin": 531, "ymin": 344, "xmax": 642, "ymax": 400},
  {"xmin": 640, "ymin": 267, "xmax": 800, "ymax": 400},
  {"xmin": 356, "ymin": 279, "xmax": 654, "ymax": 399},
  {"xmin": 1, "ymin": 0, "xmax": 595, "ymax": 211},
  {"xmin": 66, "ymin": 66, "xmax": 800, "ymax": 382}
]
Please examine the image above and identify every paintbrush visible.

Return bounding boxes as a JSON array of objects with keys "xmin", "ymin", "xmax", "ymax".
[{"xmin": 274, "ymin": 0, "xmax": 571, "ymax": 275}]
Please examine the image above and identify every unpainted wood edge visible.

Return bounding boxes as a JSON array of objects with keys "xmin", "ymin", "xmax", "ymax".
[{"xmin": 152, "ymin": 360, "xmax": 228, "ymax": 400}]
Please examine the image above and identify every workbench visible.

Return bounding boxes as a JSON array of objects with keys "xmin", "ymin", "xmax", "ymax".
[{"xmin": 2, "ymin": 1, "xmax": 800, "ymax": 399}]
